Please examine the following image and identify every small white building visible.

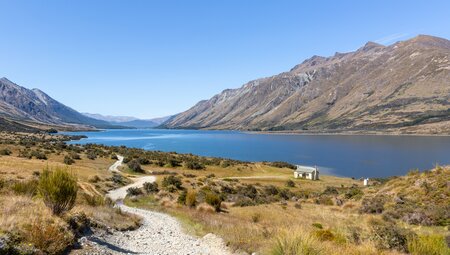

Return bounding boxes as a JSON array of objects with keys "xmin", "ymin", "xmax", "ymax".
[
  {"xmin": 363, "ymin": 178, "xmax": 369, "ymax": 186},
  {"xmin": 294, "ymin": 165, "xmax": 319, "ymax": 180}
]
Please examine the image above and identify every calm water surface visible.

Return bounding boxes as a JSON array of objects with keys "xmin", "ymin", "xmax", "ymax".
[{"xmin": 63, "ymin": 129, "xmax": 450, "ymax": 177}]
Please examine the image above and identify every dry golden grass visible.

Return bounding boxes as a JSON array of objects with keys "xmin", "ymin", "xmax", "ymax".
[
  {"xmin": 73, "ymin": 204, "xmax": 141, "ymax": 231},
  {"xmin": 0, "ymin": 194, "xmax": 74, "ymax": 254}
]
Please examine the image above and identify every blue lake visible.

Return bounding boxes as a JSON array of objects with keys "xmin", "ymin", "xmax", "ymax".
[{"xmin": 63, "ymin": 129, "xmax": 450, "ymax": 178}]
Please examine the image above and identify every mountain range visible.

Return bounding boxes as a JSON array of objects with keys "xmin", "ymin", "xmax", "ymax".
[
  {"xmin": 1, "ymin": 34, "xmax": 449, "ymax": 134},
  {"xmin": 163, "ymin": 35, "xmax": 450, "ymax": 134},
  {"xmin": 82, "ymin": 113, "xmax": 172, "ymax": 128},
  {"xmin": 0, "ymin": 78, "xmax": 118, "ymax": 131}
]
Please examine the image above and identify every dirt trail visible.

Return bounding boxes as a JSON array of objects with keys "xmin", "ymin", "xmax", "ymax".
[{"xmin": 80, "ymin": 156, "xmax": 237, "ymax": 255}]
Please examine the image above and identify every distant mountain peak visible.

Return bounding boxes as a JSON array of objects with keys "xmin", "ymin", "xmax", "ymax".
[
  {"xmin": 405, "ymin": 34, "xmax": 450, "ymax": 49},
  {"xmin": 358, "ymin": 41, "xmax": 384, "ymax": 52}
]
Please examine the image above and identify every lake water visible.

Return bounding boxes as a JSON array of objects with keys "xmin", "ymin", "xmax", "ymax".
[{"xmin": 63, "ymin": 129, "xmax": 450, "ymax": 178}]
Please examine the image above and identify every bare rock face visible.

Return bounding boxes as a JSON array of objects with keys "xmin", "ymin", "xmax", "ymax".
[{"xmin": 164, "ymin": 35, "xmax": 450, "ymax": 134}]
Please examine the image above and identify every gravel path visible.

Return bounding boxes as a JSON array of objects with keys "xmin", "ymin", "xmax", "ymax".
[{"xmin": 78, "ymin": 157, "xmax": 237, "ymax": 255}]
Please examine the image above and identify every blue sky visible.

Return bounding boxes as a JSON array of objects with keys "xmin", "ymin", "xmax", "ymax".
[{"xmin": 0, "ymin": 1, "xmax": 449, "ymax": 119}]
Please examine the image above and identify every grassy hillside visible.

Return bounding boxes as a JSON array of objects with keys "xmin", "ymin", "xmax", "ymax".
[{"xmin": 0, "ymin": 132, "xmax": 448, "ymax": 254}]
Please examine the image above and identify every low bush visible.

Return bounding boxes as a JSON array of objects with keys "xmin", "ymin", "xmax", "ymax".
[
  {"xmin": 69, "ymin": 152, "xmax": 81, "ymax": 160},
  {"xmin": 285, "ymin": 180, "xmax": 295, "ymax": 187},
  {"xmin": 63, "ymin": 156, "xmax": 74, "ymax": 165},
  {"xmin": 205, "ymin": 192, "xmax": 222, "ymax": 212},
  {"xmin": 128, "ymin": 159, "xmax": 144, "ymax": 173},
  {"xmin": 38, "ymin": 168, "xmax": 78, "ymax": 215},
  {"xmin": 368, "ymin": 218, "xmax": 415, "ymax": 252},
  {"xmin": 0, "ymin": 148, "xmax": 12, "ymax": 155},
  {"xmin": 24, "ymin": 219, "xmax": 74, "ymax": 254},
  {"xmin": 311, "ymin": 223, "xmax": 323, "ymax": 229},
  {"xmin": 126, "ymin": 187, "xmax": 142, "ymax": 196},
  {"xmin": 185, "ymin": 191, "xmax": 197, "ymax": 208},
  {"xmin": 178, "ymin": 190, "xmax": 187, "ymax": 205},
  {"xmin": 344, "ymin": 187, "xmax": 364, "ymax": 200},
  {"xmin": 359, "ymin": 195, "xmax": 386, "ymax": 214},
  {"xmin": 143, "ymin": 182, "xmax": 159, "ymax": 193},
  {"xmin": 265, "ymin": 161, "xmax": 296, "ymax": 169},
  {"xmin": 86, "ymin": 151, "xmax": 97, "ymax": 160},
  {"xmin": 162, "ymin": 176, "xmax": 183, "ymax": 190},
  {"xmin": 184, "ymin": 161, "xmax": 205, "ymax": 170}
]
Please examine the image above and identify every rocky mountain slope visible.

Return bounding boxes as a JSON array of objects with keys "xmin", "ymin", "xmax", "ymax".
[
  {"xmin": 163, "ymin": 35, "xmax": 450, "ymax": 134},
  {"xmin": 0, "ymin": 78, "xmax": 116, "ymax": 130}
]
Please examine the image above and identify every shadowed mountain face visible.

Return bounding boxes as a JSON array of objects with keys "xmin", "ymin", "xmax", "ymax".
[
  {"xmin": 163, "ymin": 35, "xmax": 450, "ymax": 134},
  {"xmin": 0, "ymin": 78, "xmax": 114, "ymax": 130}
]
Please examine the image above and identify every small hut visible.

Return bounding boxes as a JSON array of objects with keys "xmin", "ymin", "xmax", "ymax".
[{"xmin": 294, "ymin": 165, "xmax": 319, "ymax": 180}]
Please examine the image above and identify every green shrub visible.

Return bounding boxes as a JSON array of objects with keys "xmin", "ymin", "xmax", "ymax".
[
  {"xmin": 178, "ymin": 190, "xmax": 187, "ymax": 205},
  {"xmin": 322, "ymin": 186, "xmax": 339, "ymax": 195},
  {"xmin": 286, "ymin": 180, "xmax": 295, "ymax": 187},
  {"xmin": 315, "ymin": 196, "xmax": 334, "ymax": 206},
  {"xmin": 143, "ymin": 182, "xmax": 159, "ymax": 193},
  {"xmin": 184, "ymin": 161, "xmax": 205, "ymax": 170},
  {"xmin": 368, "ymin": 218, "xmax": 415, "ymax": 252},
  {"xmin": 31, "ymin": 150, "xmax": 47, "ymax": 160},
  {"xmin": 266, "ymin": 161, "xmax": 296, "ymax": 169},
  {"xmin": 69, "ymin": 152, "xmax": 81, "ymax": 160},
  {"xmin": 126, "ymin": 187, "xmax": 142, "ymax": 196},
  {"xmin": 344, "ymin": 187, "xmax": 364, "ymax": 200},
  {"xmin": 127, "ymin": 159, "xmax": 144, "ymax": 173},
  {"xmin": 205, "ymin": 192, "xmax": 222, "ymax": 212},
  {"xmin": 86, "ymin": 151, "xmax": 97, "ymax": 160},
  {"xmin": 407, "ymin": 234, "xmax": 450, "ymax": 255},
  {"xmin": 162, "ymin": 176, "xmax": 183, "ymax": 189},
  {"xmin": 311, "ymin": 223, "xmax": 323, "ymax": 229},
  {"xmin": 63, "ymin": 155, "xmax": 74, "ymax": 165},
  {"xmin": 359, "ymin": 195, "xmax": 386, "ymax": 214},
  {"xmin": 186, "ymin": 191, "xmax": 197, "ymax": 208},
  {"xmin": 0, "ymin": 148, "xmax": 11, "ymax": 155},
  {"xmin": 38, "ymin": 168, "xmax": 78, "ymax": 215}
]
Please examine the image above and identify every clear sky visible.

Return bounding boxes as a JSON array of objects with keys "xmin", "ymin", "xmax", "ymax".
[{"xmin": 1, "ymin": 1, "xmax": 449, "ymax": 119}]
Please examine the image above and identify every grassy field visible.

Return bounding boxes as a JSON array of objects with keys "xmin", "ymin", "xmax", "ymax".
[{"xmin": 0, "ymin": 132, "xmax": 449, "ymax": 255}]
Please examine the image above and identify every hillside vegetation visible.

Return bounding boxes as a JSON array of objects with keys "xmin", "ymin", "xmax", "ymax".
[{"xmin": 0, "ymin": 132, "xmax": 448, "ymax": 254}]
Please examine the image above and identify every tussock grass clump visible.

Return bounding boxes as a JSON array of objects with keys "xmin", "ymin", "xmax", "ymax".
[
  {"xmin": 11, "ymin": 179, "xmax": 38, "ymax": 196},
  {"xmin": 38, "ymin": 167, "xmax": 78, "ymax": 215},
  {"xmin": 186, "ymin": 190, "xmax": 197, "ymax": 208},
  {"xmin": 205, "ymin": 192, "xmax": 222, "ymax": 212},
  {"xmin": 83, "ymin": 193, "xmax": 105, "ymax": 207},
  {"xmin": 368, "ymin": 218, "xmax": 414, "ymax": 252},
  {"xmin": 143, "ymin": 182, "xmax": 159, "ymax": 193},
  {"xmin": 407, "ymin": 234, "xmax": 450, "ymax": 255},
  {"xmin": 271, "ymin": 230, "xmax": 323, "ymax": 255},
  {"xmin": 0, "ymin": 195, "xmax": 74, "ymax": 254}
]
